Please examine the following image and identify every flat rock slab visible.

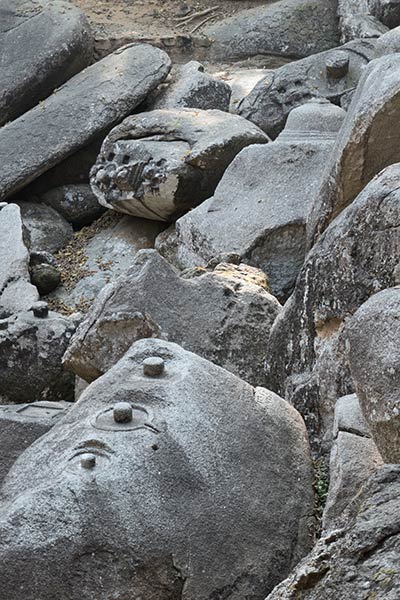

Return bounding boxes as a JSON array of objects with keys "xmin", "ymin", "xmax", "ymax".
[
  {"xmin": 0, "ymin": 0, "xmax": 93, "ymax": 126},
  {"xmin": 0, "ymin": 43, "xmax": 171, "ymax": 201}
]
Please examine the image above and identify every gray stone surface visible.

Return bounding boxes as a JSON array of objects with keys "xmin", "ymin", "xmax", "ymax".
[
  {"xmin": 0, "ymin": 338, "xmax": 314, "ymax": 599},
  {"xmin": 266, "ymin": 164, "xmax": 400, "ymax": 452},
  {"xmin": 0, "ymin": 401, "xmax": 71, "ymax": 487},
  {"xmin": 204, "ymin": 0, "xmax": 339, "ymax": 62},
  {"xmin": 90, "ymin": 108, "xmax": 267, "ymax": 222},
  {"xmin": 338, "ymin": 0, "xmax": 388, "ymax": 42},
  {"xmin": 370, "ymin": 0, "xmax": 400, "ymax": 27},
  {"xmin": 30, "ymin": 263, "xmax": 61, "ymax": 296},
  {"xmin": 238, "ymin": 39, "xmax": 377, "ymax": 139},
  {"xmin": 308, "ymin": 53, "xmax": 400, "ymax": 246},
  {"xmin": 0, "ymin": 203, "xmax": 38, "ymax": 318},
  {"xmin": 333, "ymin": 393, "xmax": 371, "ymax": 438},
  {"xmin": 149, "ymin": 61, "xmax": 231, "ymax": 111},
  {"xmin": 347, "ymin": 287, "xmax": 400, "ymax": 463},
  {"xmin": 0, "ymin": 0, "xmax": 93, "ymax": 126},
  {"xmin": 0, "ymin": 309, "xmax": 77, "ymax": 404},
  {"xmin": 375, "ymin": 25, "xmax": 400, "ymax": 55},
  {"xmin": 17, "ymin": 201, "xmax": 73, "ymax": 253},
  {"xmin": 162, "ymin": 100, "xmax": 345, "ymax": 301},
  {"xmin": 42, "ymin": 184, "xmax": 106, "ymax": 228},
  {"xmin": 63, "ymin": 249, "xmax": 281, "ymax": 385},
  {"xmin": 266, "ymin": 465, "xmax": 400, "ymax": 599},
  {"xmin": 0, "ymin": 43, "xmax": 171, "ymax": 200}
]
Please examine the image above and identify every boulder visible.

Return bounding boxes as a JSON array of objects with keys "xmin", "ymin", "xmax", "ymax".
[
  {"xmin": 0, "ymin": 0, "xmax": 92, "ymax": 126},
  {"xmin": 0, "ymin": 305, "xmax": 77, "ymax": 404},
  {"xmin": 308, "ymin": 53, "xmax": 400, "ymax": 245},
  {"xmin": 161, "ymin": 100, "xmax": 345, "ymax": 301},
  {"xmin": 90, "ymin": 108, "xmax": 268, "ymax": 222},
  {"xmin": 30, "ymin": 263, "xmax": 61, "ymax": 296},
  {"xmin": 42, "ymin": 184, "xmax": 106, "ymax": 229},
  {"xmin": 0, "ymin": 401, "xmax": 71, "ymax": 488},
  {"xmin": 370, "ymin": 0, "xmax": 400, "ymax": 27},
  {"xmin": 347, "ymin": 287, "xmax": 400, "ymax": 463},
  {"xmin": 338, "ymin": 0, "xmax": 388, "ymax": 42},
  {"xmin": 0, "ymin": 44, "xmax": 171, "ymax": 200},
  {"xmin": 204, "ymin": 0, "xmax": 339, "ymax": 62},
  {"xmin": 0, "ymin": 204, "xmax": 38, "ymax": 318},
  {"xmin": 63, "ymin": 249, "xmax": 281, "ymax": 385},
  {"xmin": 266, "ymin": 465, "xmax": 400, "ymax": 599},
  {"xmin": 149, "ymin": 61, "xmax": 231, "ymax": 111},
  {"xmin": 375, "ymin": 25, "xmax": 400, "ymax": 54},
  {"xmin": 266, "ymin": 164, "xmax": 400, "ymax": 452},
  {"xmin": 17, "ymin": 202, "xmax": 73, "ymax": 253},
  {"xmin": 238, "ymin": 39, "xmax": 377, "ymax": 139},
  {"xmin": 0, "ymin": 338, "xmax": 315, "ymax": 599}
]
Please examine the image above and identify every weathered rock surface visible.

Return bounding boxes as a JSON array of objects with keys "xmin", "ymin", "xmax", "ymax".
[
  {"xmin": 338, "ymin": 0, "xmax": 388, "ymax": 42},
  {"xmin": 90, "ymin": 108, "xmax": 267, "ymax": 222},
  {"xmin": 238, "ymin": 39, "xmax": 377, "ymax": 139},
  {"xmin": 0, "ymin": 204, "xmax": 38, "ymax": 317},
  {"xmin": 149, "ymin": 61, "xmax": 231, "ymax": 111},
  {"xmin": 30, "ymin": 263, "xmax": 61, "ymax": 296},
  {"xmin": 370, "ymin": 0, "xmax": 400, "ymax": 27},
  {"xmin": 0, "ymin": 307, "xmax": 77, "ymax": 404},
  {"xmin": 0, "ymin": 338, "xmax": 314, "ymax": 600},
  {"xmin": 266, "ymin": 164, "xmax": 400, "ymax": 451},
  {"xmin": 0, "ymin": 44, "xmax": 171, "ymax": 200},
  {"xmin": 308, "ymin": 53, "xmax": 400, "ymax": 245},
  {"xmin": 266, "ymin": 465, "xmax": 400, "ymax": 599},
  {"xmin": 63, "ymin": 249, "xmax": 281, "ymax": 385},
  {"xmin": 347, "ymin": 287, "xmax": 400, "ymax": 463},
  {"xmin": 17, "ymin": 201, "xmax": 73, "ymax": 254},
  {"xmin": 204, "ymin": 0, "xmax": 339, "ymax": 62},
  {"xmin": 0, "ymin": 401, "xmax": 71, "ymax": 488},
  {"xmin": 375, "ymin": 24, "xmax": 400, "ymax": 55},
  {"xmin": 0, "ymin": 0, "xmax": 93, "ymax": 126},
  {"xmin": 42, "ymin": 184, "xmax": 106, "ymax": 229},
  {"xmin": 161, "ymin": 100, "xmax": 345, "ymax": 301}
]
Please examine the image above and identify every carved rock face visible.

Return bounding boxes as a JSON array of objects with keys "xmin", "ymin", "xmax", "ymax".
[{"xmin": 0, "ymin": 339, "xmax": 314, "ymax": 600}]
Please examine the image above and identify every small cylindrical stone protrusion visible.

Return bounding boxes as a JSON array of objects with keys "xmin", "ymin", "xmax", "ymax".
[
  {"xmin": 81, "ymin": 453, "xmax": 96, "ymax": 469},
  {"xmin": 113, "ymin": 402, "xmax": 133, "ymax": 424},
  {"xmin": 143, "ymin": 356, "xmax": 165, "ymax": 377},
  {"xmin": 326, "ymin": 51, "xmax": 350, "ymax": 79},
  {"xmin": 32, "ymin": 301, "xmax": 49, "ymax": 318}
]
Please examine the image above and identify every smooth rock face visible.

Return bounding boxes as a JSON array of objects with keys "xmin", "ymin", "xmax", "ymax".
[
  {"xmin": 0, "ymin": 204, "xmax": 38, "ymax": 317},
  {"xmin": 347, "ymin": 287, "xmax": 400, "ymax": 463},
  {"xmin": 266, "ymin": 465, "xmax": 400, "ymax": 599},
  {"xmin": 149, "ymin": 61, "xmax": 231, "ymax": 111},
  {"xmin": 0, "ymin": 401, "xmax": 71, "ymax": 487},
  {"xmin": 238, "ymin": 39, "xmax": 377, "ymax": 138},
  {"xmin": 266, "ymin": 164, "xmax": 400, "ymax": 451},
  {"xmin": 0, "ymin": 310, "xmax": 76, "ymax": 404},
  {"xmin": 90, "ymin": 108, "xmax": 268, "ymax": 222},
  {"xmin": 338, "ymin": 0, "xmax": 388, "ymax": 42},
  {"xmin": 375, "ymin": 25, "xmax": 400, "ymax": 55},
  {"xmin": 162, "ymin": 100, "xmax": 345, "ymax": 301},
  {"xmin": 0, "ymin": 0, "xmax": 93, "ymax": 126},
  {"xmin": 0, "ymin": 338, "xmax": 314, "ymax": 600},
  {"xmin": 0, "ymin": 44, "xmax": 171, "ymax": 200},
  {"xmin": 42, "ymin": 184, "xmax": 106, "ymax": 228},
  {"xmin": 308, "ymin": 53, "xmax": 400, "ymax": 245},
  {"xmin": 17, "ymin": 202, "xmax": 73, "ymax": 253},
  {"xmin": 204, "ymin": 0, "xmax": 339, "ymax": 62},
  {"xmin": 63, "ymin": 249, "xmax": 281, "ymax": 385}
]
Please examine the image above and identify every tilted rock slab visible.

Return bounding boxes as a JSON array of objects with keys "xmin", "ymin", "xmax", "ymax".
[
  {"xmin": 90, "ymin": 108, "xmax": 267, "ymax": 222},
  {"xmin": 0, "ymin": 338, "xmax": 314, "ymax": 600},
  {"xmin": 0, "ymin": 0, "xmax": 93, "ymax": 126},
  {"xmin": 63, "ymin": 249, "xmax": 281, "ymax": 385},
  {"xmin": 0, "ymin": 43, "xmax": 171, "ymax": 200},
  {"xmin": 266, "ymin": 164, "xmax": 400, "ymax": 452},
  {"xmin": 347, "ymin": 287, "xmax": 400, "ymax": 463}
]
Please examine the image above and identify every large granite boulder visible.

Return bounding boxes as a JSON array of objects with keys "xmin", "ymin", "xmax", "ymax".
[
  {"xmin": 90, "ymin": 108, "xmax": 267, "ymax": 222},
  {"xmin": 238, "ymin": 39, "xmax": 377, "ymax": 139},
  {"xmin": 160, "ymin": 99, "xmax": 345, "ymax": 301},
  {"xmin": 347, "ymin": 287, "xmax": 400, "ymax": 463},
  {"xmin": 0, "ymin": 44, "xmax": 171, "ymax": 200},
  {"xmin": 0, "ymin": 305, "xmax": 77, "ymax": 404},
  {"xmin": 0, "ymin": 204, "xmax": 38, "ymax": 318},
  {"xmin": 0, "ymin": 338, "xmax": 314, "ymax": 599},
  {"xmin": 338, "ymin": 0, "xmax": 388, "ymax": 42},
  {"xmin": 0, "ymin": 0, "xmax": 92, "ymax": 126},
  {"xmin": 266, "ymin": 465, "xmax": 400, "ymax": 599},
  {"xmin": 17, "ymin": 202, "xmax": 73, "ymax": 253},
  {"xmin": 308, "ymin": 53, "xmax": 400, "ymax": 245},
  {"xmin": 204, "ymin": 0, "xmax": 339, "ymax": 63},
  {"xmin": 63, "ymin": 249, "xmax": 281, "ymax": 385},
  {"xmin": 266, "ymin": 164, "xmax": 400, "ymax": 451}
]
